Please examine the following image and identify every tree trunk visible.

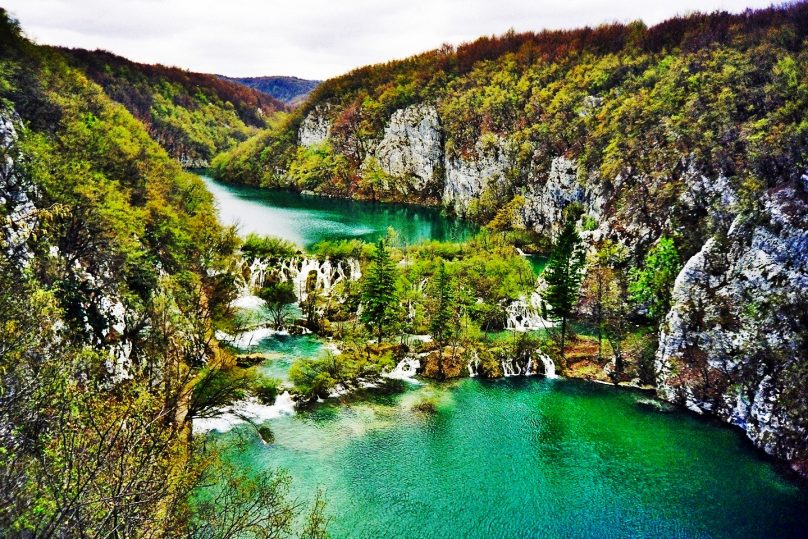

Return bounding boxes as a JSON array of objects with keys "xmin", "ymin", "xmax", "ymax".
[{"xmin": 560, "ymin": 316, "xmax": 567, "ymax": 373}]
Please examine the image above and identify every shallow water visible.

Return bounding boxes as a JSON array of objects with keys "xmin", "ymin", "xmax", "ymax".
[
  {"xmin": 212, "ymin": 378, "xmax": 808, "ymax": 538},
  {"xmin": 200, "ymin": 174, "xmax": 475, "ymax": 248}
]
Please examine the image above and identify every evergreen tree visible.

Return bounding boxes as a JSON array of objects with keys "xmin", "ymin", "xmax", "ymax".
[
  {"xmin": 542, "ymin": 218, "xmax": 585, "ymax": 369},
  {"xmin": 428, "ymin": 260, "xmax": 454, "ymax": 378},
  {"xmin": 360, "ymin": 239, "xmax": 399, "ymax": 342}
]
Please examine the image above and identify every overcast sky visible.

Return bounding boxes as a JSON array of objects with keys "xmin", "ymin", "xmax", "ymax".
[{"xmin": 4, "ymin": 0, "xmax": 775, "ymax": 80}]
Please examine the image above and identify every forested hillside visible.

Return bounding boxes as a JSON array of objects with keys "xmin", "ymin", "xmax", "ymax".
[
  {"xmin": 221, "ymin": 75, "xmax": 320, "ymax": 106},
  {"xmin": 212, "ymin": 3, "xmax": 808, "ymax": 474},
  {"xmin": 60, "ymin": 48, "xmax": 286, "ymax": 167},
  {"xmin": 0, "ymin": 11, "xmax": 313, "ymax": 536}
]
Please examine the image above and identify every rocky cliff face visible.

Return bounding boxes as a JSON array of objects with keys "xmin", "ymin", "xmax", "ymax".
[
  {"xmin": 656, "ymin": 178, "xmax": 808, "ymax": 475},
  {"xmin": 299, "ymin": 106, "xmax": 332, "ymax": 147},
  {"xmin": 0, "ymin": 106, "xmax": 137, "ymax": 384},
  {"xmin": 294, "ymin": 101, "xmax": 808, "ymax": 474},
  {"xmin": 372, "ymin": 104, "xmax": 443, "ymax": 193},
  {"xmin": 443, "ymin": 136, "xmax": 510, "ymax": 214},
  {"xmin": 522, "ymin": 156, "xmax": 587, "ymax": 237},
  {"xmin": 0, "ymin": 108, "xmax": 36, "ymax": 265}
]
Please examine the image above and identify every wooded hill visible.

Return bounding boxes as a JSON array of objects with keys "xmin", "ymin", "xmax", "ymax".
[{"xmin": 60, "ymin": 47, "xmax": 287, "ymax": 166}]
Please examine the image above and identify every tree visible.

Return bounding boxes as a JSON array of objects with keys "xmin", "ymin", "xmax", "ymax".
[
  {"xmin": 427, "ymin": 260, "xmax": 455, "ymax": 379},
  {"xmin": 258, "ymin": 279, "xmax": 297, "ymax": 329},
  {"xmin": 628, "ymin": 236, "xmax": 681, "ymax": 323},
  {"xmin": 542, "ymin": 218, "xmax": 585, "ymax": 369},
  {"xmin": 580, "ymin": 240, "xmax": 631, "ymax": 384},
  {"xmin": 301, "ymin": 270, "xmax": 321, "ymax": 331},
  {"xmin": 190, "ymin": 463, "xmax": 302, "ymax": 539},
  {"xmin": 360, "ymin": 239, "xmax": 399, "ymax": 342}
]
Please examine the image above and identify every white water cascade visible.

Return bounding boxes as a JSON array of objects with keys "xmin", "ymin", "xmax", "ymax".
[
  {"xmin": 384, "ymin": 357, "xmax": 421, "ymax": 382},
  {"xmin": 500, "ymin": 351, "xmax": 557, "ymax": 378},
  {"xmin": 192, "ymin": 391, "xmax": 297, "ymax": 434},
  {"xmin": 537, "ymin": 352, "xmax": 557, "ymax": 378},
  {"xmin": 467, "ymin": 351, "xmax": 481, "ymax": 377},
  {"xmin": 506, "ymin": 290, "xmax": 556, "ymax": 331},
  {"xmin": 241, "ymin": 256, "xmax": 361, "ymax": 301}
]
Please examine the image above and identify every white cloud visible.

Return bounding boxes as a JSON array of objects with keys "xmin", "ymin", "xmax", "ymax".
[{"xmin": 3, "ymin": 0, "xmax": 775, "ymax": 80}]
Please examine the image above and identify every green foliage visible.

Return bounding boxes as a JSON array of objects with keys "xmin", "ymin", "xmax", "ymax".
[
  {"xmin": 190, "ymin": 462, "xmax": 299, "ymax": 538},
  {"xmin": 0, "ymin": 11, "xmax": 245, "ymax": 535},
  {"xmin": 288, "ymin": 142, "xmax": 351, "ymax": 192},
  {"xmin": 241, "ymin": 233, "xmax": 298, "ymax": 260},
  {"xmin": 289, "ymin": 349, "xmax": 395, "ymax": 400},
  {"xmin": 214, "ymin": 3, "xmax": 808, "ymax": 241},
  {"xmin": 189, "ymin": 366, "xmax": 255, "ymax": 419},
  {"xmin": 628, "ymin": 236, "xmax": 681, "ymax": 322},
  {"xmin": 60, "ymin": 48, "xmax": 285, "ymax": 164},
  {"xmin": 360, "ymin": 240, "xmax": 400, "ymax": 342},
  {"xmin": 542, "ymin": 218, "xmax": 585, "ymax": 364},
  {"xmin": 428, "ymin": 260, "xmax": 455, "ymax": 346},
  {"xmin": 253, "ymin": 375, "xmax": 282, "ymax": 405},
  {"xmin": 258, "ymin": 279, "xmax": 297, "ymax": 329},
  {"xmin": 310, "ymin": 238, "xmax": 373, "ymax": 260}
]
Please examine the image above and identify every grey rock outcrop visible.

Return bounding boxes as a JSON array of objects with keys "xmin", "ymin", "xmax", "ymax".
[
  {"xmin": 373, "ymin": 104, "xmax": 442, "ymax": 192},
  {"xmin": 299, "ymin": 105, "xmax": 331, "ymax": 147},
  {"xmin": 443, "ymin": 136, "xmax": 510, "ymax": 214},
  {"xmin": 522, "ymin": 156, "xmax": 586, "ymax": 236},
  {"xmin": 656, "ymin": 178, "xmax": 808, "ymax": 474},
  {"xmin": 0, "ymin": 108, "xmax": 37, "ymax": 264}
]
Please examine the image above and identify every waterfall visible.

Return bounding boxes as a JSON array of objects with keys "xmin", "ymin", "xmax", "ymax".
[
  {"xmin": 500, "ymin": 351, "xmax": 557, "ymax": 378},
  {"xmin": 537, "ymin": 352, "xmax": 557, "ymax": 378},
  {"xmin": 506, "ymin": 290, "xmax": 555, "ymax": 331},
  {"xmin": 384, "ymin": 357, "xmax": 421, "ymax": 382},
  {"xmin": 192, "ymin": 391, "xmax": 297, "ymax": 434},
  {"xmin": 240, "ymin": 256, "xmax": 361, "ymax": 302},
  {"xmin": 467, "ymin": 351, "xmax": 480, "ymax": 377},
  {"xmin": 502, "ymin": 359, "xmax": 519, "ymax": 378}
]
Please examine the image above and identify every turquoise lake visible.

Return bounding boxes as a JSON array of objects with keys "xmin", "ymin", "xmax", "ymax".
[
  {"xmin": 200, "ymin": 174, "xmax": 476, "ymax": 248},
  {"xmin": 201, "ymin": 175, "xmax": 808, "ymax": 538}
]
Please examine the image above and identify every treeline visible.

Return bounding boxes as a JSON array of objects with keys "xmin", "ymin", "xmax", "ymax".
[
  {"xmin": 59, "ymin": 47, "xmax": 287, "ymax": 165},
  {"xmin": 0, "ymin": 11, "xmax": 322, "ymax": 537}
]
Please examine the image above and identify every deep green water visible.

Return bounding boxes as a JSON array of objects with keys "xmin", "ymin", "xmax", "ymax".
[
  {"xmin": 201, "ymin": 173, "xmax": 808, "ymax": 538},
  {"xmin": 212, "ymin": 379, "xmax": 808, "ymax": 538},
  {"xmin": 200, "ymin": 174, "xmax": 475, "ymax": 248}
]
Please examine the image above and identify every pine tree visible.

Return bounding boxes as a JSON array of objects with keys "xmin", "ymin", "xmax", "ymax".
[
  {"xmin": 542, "ymin": 218, "xmax": 585, "ymax": 369},
  {"xmin": 428, "ymin": 260, "xmax": 454, "ymax": 378},
  {"xmin": 360, "ymin": 239, "xmax": 399, "ymax": 342}
]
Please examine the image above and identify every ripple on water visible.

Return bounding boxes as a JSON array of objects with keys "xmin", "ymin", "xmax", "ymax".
[{"xmin": 209, "ymin": 378, "xmax": 808, "ymax": 538}]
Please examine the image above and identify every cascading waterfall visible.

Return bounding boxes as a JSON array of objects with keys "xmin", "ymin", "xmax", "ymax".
[
  {"xmin": 192, "ymin": 390, "xmax": 297, "ymax": 434},
  {"xmin": 241, "ymin": 256, "xmax": 361, "ymax": 301},
  {"xmin": 500, "ymin": 350, "xmax": 557, "ymax": 378},
  {"xmin": 467, "ymin": 351, "xmax": 481, "ymax": 377},
  {"xmin": 538, "ymin": 353, "xmax": 557, "ymax": 378},
  {"xmin": 506, "ymin": 290, "xmax": 555, "ymax": 331},
  {"xmin": 385, "ymin": 357, "xmax": 421, "ymax": 382}
]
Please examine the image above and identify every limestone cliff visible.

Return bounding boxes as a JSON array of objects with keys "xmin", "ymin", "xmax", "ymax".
[
  {"xmin": 657, "ymin": 178, "xmax": 808, "ymax": 475},
  {"xmin": 372, "ymin": 104, "xmax": 443, "ymax": 194}
]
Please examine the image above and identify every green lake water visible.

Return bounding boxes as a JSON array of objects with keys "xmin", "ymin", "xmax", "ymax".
[
  {"xmin": 201, "ymin": 174, "xmax": 808, "ymax": 538},
  {"xmin": 213, "ymin": 379, "xmax": 808, "ymax": 538},
  {"xmin": 200, "ymin": 174, "xmax": 476, "ymax": 248}
]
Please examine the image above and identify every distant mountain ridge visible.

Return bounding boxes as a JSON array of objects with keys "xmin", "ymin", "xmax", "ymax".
[
  {"xmin": 59, "ymin": 48, "xmax": 287, "ymax": 166},
  {"xmin": 221, "ymin": 75, "xmax": 320, "ymax": 106}
]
